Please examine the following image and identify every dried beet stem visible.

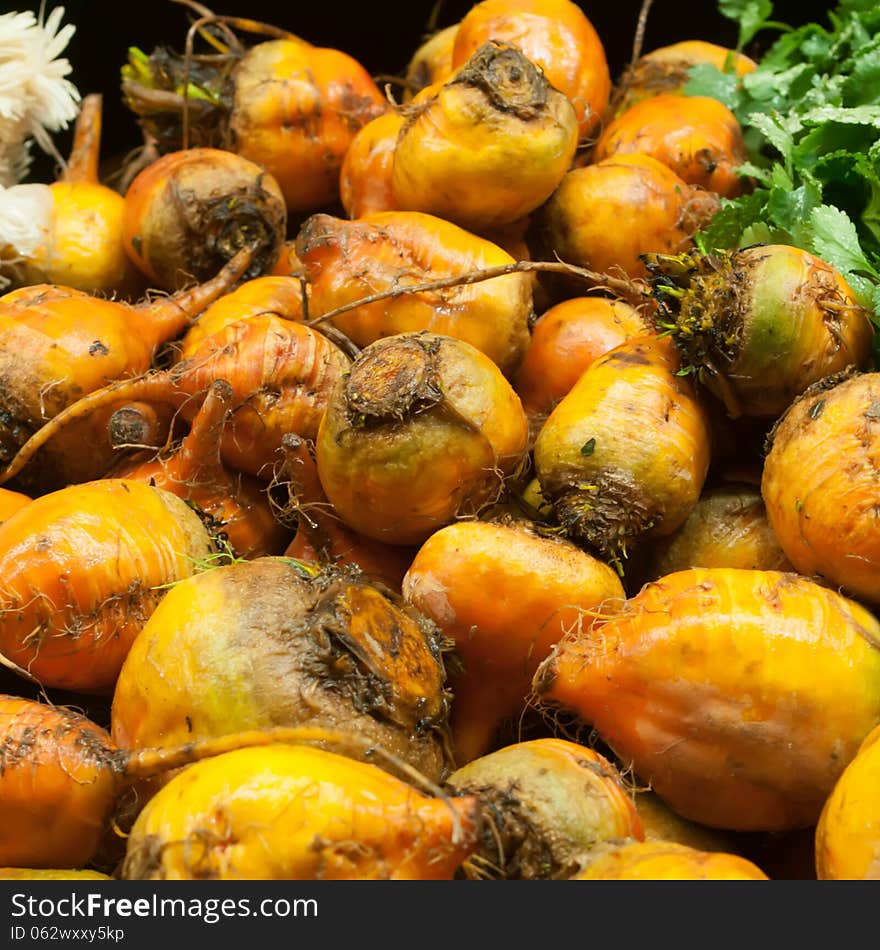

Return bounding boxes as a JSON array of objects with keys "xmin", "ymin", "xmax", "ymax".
[{"xmin": 306, "ymin": 260, "xmax": 650, "ymax": 330}]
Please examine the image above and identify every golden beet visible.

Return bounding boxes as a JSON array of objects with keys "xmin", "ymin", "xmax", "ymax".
[
  {"xmin": 594, "ymin": 94, "xmax": 748, "ymax": 198},
  {"xmin": 297, "ymin": 211, "xmax": 532, "ymax": 377},
  {"xmin": 452, "ymin": 0, "xmax": 611, "ymax": 140},
  {"xmin": 535, "ymin": 567, "xmax": 880, "ymax": 831},
  {"xmin": 280, "ymin": 434, "xmax": 416, "ymax": 592},
  {"xmin": 643, "ymin": 483, "xmax": 792, "ymax": 581},
  {"xmin": 230, "ymin": 40, "xmax": 389, "ymax": 214},
  {"xmin": 634, "ymin": 791, "xmax": 740, "ymax": 855},
  {"xmin": 0, "ymin": 480, "xmax": 214, "ymax": 693},
  {"xmin": 816, "ymin": 723, "xmax": 880, "ymax": 879},
  {"xmin": 109, "ymin": 380, "xmax": 291, "ymax": 561},
  {"xmin": 405, "ymin": 24, "xmax": 459, "ymax": 99},
  {"xmin": 533, "ymin": 334, "xmax": 711, "ymax": 567},
  {"xmin": 0, "ymin": 94, "xmax": 143, "ymax": 299},
  {"xmin": 122, "ymin": 148, "xmax": 287, "ymax": 291},
  {"xmin": 403, "ymin": 519, "xmax": 624, "ymax": 763},
  {"xmin": 339, "ymin": 112, "xmax": 404, "ymax": 219},
  {"xmin": 572, "ymin": 840, "xmax": 769, "ymax": 880},
  {"xmin": 111, "ymin": 558, "xmax": 452, "ymax": 784},
  {"xmin": 762, "ymin": 370, "xmax": 880, "ymax": 605},
  {"xmin": 392, "ymin": 41, "xmax": 579, "ymax": 232},
  {"xmin": 0, "ymin": 696, "xmax": 121, "ymax": 869},
  {"xmin": 0, "ymin": 487, "xmax": 29, "ymax": 524},
  {"xmin": 447, "ymin": 738, "xmax": 643, "ymax": 879},
  {"xmin": 122, "ymin": 744, "xmax": 481, "ymax": 880},
  {"xmin": 315, "ymin": 332, "xmax": 529, "ymax": 546},
  {"xmin": 0, "ymin": 694, "xmax": 412, "ymax": 873},
  {"xmin": 178, "ymin": 274, "xmax": 304, "ymax": 356},
  {"xmin": 647, "ymin": 244, "xmax": 874, "ymax": 419},
  {"xmin": 0, "ymin": 249, "xmax": 251, "ymax": 492},
  {"xmin": 123, "ymin": 38, "xmax": 388, "ymax": 216},
  {"xmin": 612, "ymin": 39, "xmax": 757, "ymax": 116},
  {"xmin": 532, "ymin": 154, "xmax": 720, "ymax": 281},
  {"xmin": 0, "ymin": 311, "xmax": 352, "ymax": 486},
  {"xmin": 514, "ymin": 296, "xmax": 650, "ymax": 420}
]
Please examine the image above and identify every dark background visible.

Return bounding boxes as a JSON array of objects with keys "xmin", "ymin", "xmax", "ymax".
[{"xmin": 18, "ymin": 0, "xmax": 837, "ymax": 183}]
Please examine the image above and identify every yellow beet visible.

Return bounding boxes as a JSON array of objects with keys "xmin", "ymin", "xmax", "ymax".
[
  {"xmin": 646, "ymin": 244, "xmax": 874, "ymax": 419},
  {"xmin": 122, "ymin": 744, "xmax": 481, "ymax": 880},
  {"xmin": 594, "ymin": 94, "xmax": 748, "ymax": 198},
  {"xmin": 451, "ymin": 0, "xmax": 611, "ymax": 140},
  {"xmin": 112, "ymin": 558, "xmax": 452, "ymax": 786},
  {"xmin": 533, "ymin": 334, "xmax": 711, "ymax": 568},
  {"xmin": 572, "ymin": 839, "xmax": 769, "ymax": 880},
  {"xmin": 816, "ymin": 723, "xmax": 880, "ymax": 879},
  {"xmin": 403, "ymin": 519, "xmax": 624, "ymax": 763},
  {"xmin": 514, "ymin": 296, "xmax": 650, "ymax": 421},
  {"xmin": 634, "ymin": 791, "xmax": 740, "ymax": 855},
  {"xmin": 339, "ymin": 112, "xmax": 404, "ymax": 218},
  {"xmin": 178, "ymin": 274, "xmax": 304, "ymax": 356},
  {"xmin": 405, "ymin": 24, "xmax": 459, "ymax": 99},
  {"xmin": 763, "ymin": 370, "xmax": 880, "ymax": 606},
  {"xmin": 535, "ymin": 567, "xmax": 880, "ymax": 831},
  {"xmin": 532, "ymin": 154, "xmax": 720, "ymax": 281},
  {"xmin": 315, "ymin": 332, "xmax": 529, "ymax": 546},
  {"xmin": 297, "ymin": 210, "xmax": 532, "ymax": 378},
  {"xmin": 392, "ymin": 41, "xmax": 579, "ymax": 232},
  {"xmin": 447, "ymin": 738, "xmax": 644, "ymax": 879},
  {"xmin": 642, "ymin": 483, "xmax": 792, "ymax": 582},
  {"xmin": 1, "ymin": 94, "xmax": 143, "ymax": 298},
  {"xmin": 612, "ymin": 39, "xmax": 757, "ymax": 116}
]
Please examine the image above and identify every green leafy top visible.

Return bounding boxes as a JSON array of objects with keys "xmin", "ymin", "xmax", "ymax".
[{"xmin": 688, "ymin": 0, "xmax": 880, "ymax": 325}]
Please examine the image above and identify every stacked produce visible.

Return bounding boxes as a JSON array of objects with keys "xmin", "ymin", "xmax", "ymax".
[{"xmin": 2, "ymin": 0, "xmax": 880, "ymax": 882}]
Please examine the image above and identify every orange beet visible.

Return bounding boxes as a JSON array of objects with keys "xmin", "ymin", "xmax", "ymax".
[
  {"xmin": 514, "ymin": 296, "xmax": 650, "ymax": 419},
  {"xmin": 0, "ymin": 480, "xmax": 214, "ymax": 693},
  {"xmin": 405, "ymin": 24, "xmax": 459, "ymax": 99},
  {"xmin": 535, "ymin": 567, "xmax": 880, "ymax": 831},
  {"xmin": 315, "ymin": 332, "xmax": 529, "ymax": 546},
  {"xmin": 532, "ymin": 154, "xmax": 720, "ymax": 281},
  {"xmin": 0, "ymin": 487, "xmax": 29, "ymax": 524},
  {"xmin": 339, "ymin": 113, "xmax": 404, "ymax": 219},
  {"xmin": 404, "ymin": 519, "xmax": 624, "ymax": 763},
  {"xmin": 452, "ymin": 0, "xmax": 611, "ymax": 140},
  {"xmin": 816, "ymin": 723, "xmax": 880, "ymax": 879},
  {"xmin": 297, "ymin": 210, "xmax": 533, "ymax": 377},
  {"xmin": 594, "ymin": 93, "xmax": 748, "ymax": 198}
]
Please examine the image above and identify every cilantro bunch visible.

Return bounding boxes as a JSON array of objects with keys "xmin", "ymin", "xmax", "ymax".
[{"xmin": 687, "ymin": 0, "xmax": 880, "ymax": 317}]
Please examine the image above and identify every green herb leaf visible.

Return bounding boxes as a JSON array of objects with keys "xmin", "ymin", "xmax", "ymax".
[
  {"xmin": 719, "ymin": 0, "xmax": 775, "ymax": 46},
  {"xmin": 684, "ymin": 64, "xmax": 741, "ymax": 109},
  {"xmin": 810, "ymin": 204, "xmax": 880, "ymax": 278},
  {"xmin": 695, "ymin": 0, "xmax": 880, "ymax": 335},
  {"xmin": 697, "ymin": 191, "xmax": 770, "ymax": 251}
]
